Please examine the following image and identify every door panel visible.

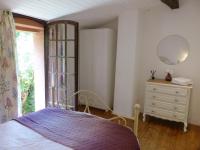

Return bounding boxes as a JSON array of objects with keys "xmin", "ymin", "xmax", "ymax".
[{"xmin": 46, "ymin": 21, "xmax": 78, "ymax": 109}]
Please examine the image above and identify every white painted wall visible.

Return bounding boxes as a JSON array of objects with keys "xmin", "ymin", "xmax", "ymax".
[
  {"xmin": 97, "ymin": 19, "xmax": 118, "ymax": 31},
  {"xmin": 113, "ymin": 10, "xmax": 141, "ymax": 118},
  {"xmin": 138, "ymin": 0, "xmax": 200, "ymax": 125}
]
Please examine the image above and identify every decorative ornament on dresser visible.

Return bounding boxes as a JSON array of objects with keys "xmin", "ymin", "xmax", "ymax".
[
  {"xmin": 143, "ymin": 79, "xmax": 192, "ymax": 132},
  {"xmin": 150, "ymin": 70, "xmax": 156, "ymax": 80},
  {"xmin": 165, "ymin": 69, "xmax": 173, "ymax": 81},
  {"xmin": 165, "ymin": 72, "xmax": 172, "ymax": 81}
]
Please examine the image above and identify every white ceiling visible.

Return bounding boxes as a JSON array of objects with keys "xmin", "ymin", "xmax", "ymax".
[
  {"xmin": 56, "ymin": 0, "xmax": 164, "ymax": 28},
  {"xmin": 0, "ymin": 0, "xmax": 162, "ymax": 21}
]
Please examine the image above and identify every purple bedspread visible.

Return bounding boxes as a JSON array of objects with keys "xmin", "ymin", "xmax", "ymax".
[{"xmin": 14, "ymin": 108, "xmax": 140, "ymax": 150}]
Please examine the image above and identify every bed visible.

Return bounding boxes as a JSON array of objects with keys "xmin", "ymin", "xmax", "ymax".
[{"xmin": 0, "ymin": 90, "xmax": 140, "ymax": 150}]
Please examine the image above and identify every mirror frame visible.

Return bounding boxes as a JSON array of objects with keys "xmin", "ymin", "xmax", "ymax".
[{"xmin": 157, "ymin": 34, "xmax": 190, "ymax": 65}]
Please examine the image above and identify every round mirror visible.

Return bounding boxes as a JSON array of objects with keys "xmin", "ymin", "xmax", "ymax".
[{"xmin": 157, "ymin": 35, "xmax": 190, "ymax": 65}]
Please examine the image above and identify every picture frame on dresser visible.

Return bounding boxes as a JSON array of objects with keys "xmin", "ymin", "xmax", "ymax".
[{"xmin": 143, "ymin": 79, "xmax": 192, "ymax": 132}]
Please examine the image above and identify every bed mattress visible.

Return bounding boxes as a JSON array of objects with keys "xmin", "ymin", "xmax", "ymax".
[
  {"xmin": 0, "ymin": 120, "xmax": 72, "ymax": 150},
  {"xmin": 0, "ymin": 108, "xmax": 140, "ymax": 150}
]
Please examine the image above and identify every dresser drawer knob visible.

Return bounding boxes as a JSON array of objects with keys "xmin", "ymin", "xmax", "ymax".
[
  {"xmin": 151, "ymin": 110, "xmax": 155, "ymax": 114},
  {"xmin": 173, "ymin": 114, "xmax": 177, "ymax": 118},
  {"xmin": 174, "ymin": 107, "xmax": 177, "ymax": 110},
  {"xmin": 153, "ymin": 88, "xmax": 157, "ymax": 91},
  {"xmin": 174, "ymin": 99, "xmax": 179, "ymax": 102},
  {"xmin": 152, "ymin": 102, "xmax": 156, "ymax": 106},
  {"xmin": 175, "ymin": 91, "xmax": 179, "ymax": 94},
  {"xmin": 152, "ymin": 96, "xmax": 156, "ymax": 99}
]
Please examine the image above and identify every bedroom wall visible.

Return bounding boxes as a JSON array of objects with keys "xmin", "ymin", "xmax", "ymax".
[
  {"xmin": 113, "ymin": 10, "xmax": 142, "ymax": 118},
  {"xmin": 98, "ymin": 19, "xmax": 118, "ymax": 31},
  {"xmin": 138, "ymin": 0, "xmax": 200, "ymax": 125}
]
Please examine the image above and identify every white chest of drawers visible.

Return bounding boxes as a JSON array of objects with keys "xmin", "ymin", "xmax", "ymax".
[{"xmin": 143, "ymin": 79, "xmax": 192, "ymax": 132}]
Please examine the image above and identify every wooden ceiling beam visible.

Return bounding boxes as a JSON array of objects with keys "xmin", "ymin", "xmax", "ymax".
[{"xmin": 161, "ymin": 0, "xmax": 179, "ymax": 9}]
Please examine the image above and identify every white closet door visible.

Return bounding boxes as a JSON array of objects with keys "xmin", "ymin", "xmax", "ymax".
[{"xmin": 80, "ymin": 29, "xmax": 116, "ymax": 110}]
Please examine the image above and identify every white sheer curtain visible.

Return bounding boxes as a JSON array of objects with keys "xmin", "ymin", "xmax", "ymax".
[{"xmin": 0, "ymin": 10, "xmax": 20, "ymax": 123}]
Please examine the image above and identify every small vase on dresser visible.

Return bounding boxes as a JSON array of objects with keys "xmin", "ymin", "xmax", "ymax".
[{"xmin": 143, "ymin": 79, "xmax": 192, "ymax": 132}]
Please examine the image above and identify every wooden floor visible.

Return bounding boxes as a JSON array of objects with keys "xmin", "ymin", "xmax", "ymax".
[
  {"xmin": 138, "ymin": 116, "xmax": 200, "ymax": 150},
  {"xmin": 79, "ymin": 106, "xmax": 200, "ymax": 150}
]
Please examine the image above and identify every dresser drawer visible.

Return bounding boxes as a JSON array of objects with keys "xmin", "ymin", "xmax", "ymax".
[
  {"xmin": 144, "ymin": 80, "xmax": 192, "ymax": 132},
  {"xmin": 145, "ymin": 107, "xmax": 185, "ymax": 121},
  {"xmin": 146, "ymin": 85, "xmax": 188, "ymax": 96},
  {"xmin": 145, "ymin": 107, "xmax": 172, "ymax": 119},
  {"xmin": 145, "ymin": 92, "xmax": 187, "ymax": 105},
  {"xmin": 146, "ymin": 100, "xmax": 186, "ymax": 113},
  {"xmin": 174, "ymin": 112, "xmax": 185, "ymax": 121}
]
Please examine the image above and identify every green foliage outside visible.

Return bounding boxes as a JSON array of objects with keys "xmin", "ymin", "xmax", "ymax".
[
  {"xmin": 16, "ymin": 31, "xmax": 35, "ymax": 114},
  {"xmin": 19, "ymin": 67, "xmax": 35, "ymax": 114}
]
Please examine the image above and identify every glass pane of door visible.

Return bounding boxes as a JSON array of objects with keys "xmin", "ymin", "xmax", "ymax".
[
  {"xmin": 49, "ymin": 57, "xmax": 56, "ymax": 73},
  {"xmin": 67, "ymin": 58, "xmax": 75, "ymax": 74},
  {"xmin": 58, "ymin": 74, "xmax": 66, "ymax": 88},
  {"xmin": 58, "ymin": 24, "xmax": 65, "ymax": 40},
  {"xmin": 49, "ymin": 41, "xmax": 56, "ymax": 56},
  {"xmin": 58, "ymin": 41, "xmax": 65, "ymax": 57},
  {"xmin": 58, "ymin": 58, "xmax": 65, "ymax": 73},
  {"xmin": 67, "ymin": 24, "xmax": 75, "ymax": 40},
  {"xmin": 49, "ymin": 25, "xmax": 56, "ymax": 40},
  {"xmin": 67, "ymin": 41, "xmax": 75, "ymax": 57},
  {"xmin": 67, "ymin": 74, "xmax": 75, "ymax": 106}
]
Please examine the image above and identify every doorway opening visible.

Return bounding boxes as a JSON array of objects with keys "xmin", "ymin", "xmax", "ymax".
[
  {"xmin": 16, "ymin": 31, "xmax": 35, "ymax": 114},
  {"xmin": 15, "ymin": 18, "xmax": 45, "ymax": 115}
]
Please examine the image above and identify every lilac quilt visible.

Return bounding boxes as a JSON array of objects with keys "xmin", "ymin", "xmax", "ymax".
[{"xmin": 14, "ymin": 108, "xmax": 140, "ymax": 150}]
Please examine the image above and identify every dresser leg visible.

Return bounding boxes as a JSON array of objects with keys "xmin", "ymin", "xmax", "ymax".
[
  {"xmin": 184, "ymin": 123, "xmax": 187, "ymax": 132},
  {"xmin": 143, "ymin": 113, "xmax": 146, "ymax": 122}
]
